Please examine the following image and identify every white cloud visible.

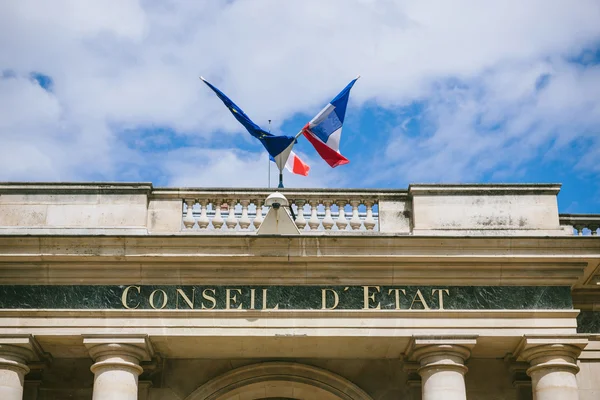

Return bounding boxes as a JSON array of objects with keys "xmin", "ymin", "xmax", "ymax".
[
  {"xmin": 381, "ymin": 60, "xmax": 600, "ymax": 183},
  {"xmin": 0, "ymin": 0, "xmax": 599, "ymax": 186}
]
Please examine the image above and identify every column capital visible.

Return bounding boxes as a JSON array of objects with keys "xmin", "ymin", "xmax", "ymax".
[
  {"xmin": 406, "ymin": 336, "xmax": 478, "ymax": 360},
  {"xmin": 83, "ymin": 335, "xmax": 154, "ymax": 360},
  {"xmin": 514, "ymin": 335, "xmax": 588, "ymax": 355},
  {"xmin": 405, "ymin": 336, "xmax": 477, "ymax": 375},
  {"xmin": 405, "ymin": 336, "xmax": 476, "ymax": 400},
  {"xmin": 0, "ymin": 335, "xmax": 44, "ymax": 375},
  {"xmin": 513, "ymin": 335, "xmax": 587, "ymax": 400},
  {"xmin": 83, "ymin": 335, "xmax": 154, "ymax": 376},
  {"xmin": 513, "ymin": 335, "xmax": 587, "ymax": 375}
]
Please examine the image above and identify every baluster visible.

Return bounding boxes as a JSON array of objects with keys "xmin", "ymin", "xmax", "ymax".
[
  {"xmin": 252, "ymin": 199, "xmax": 264, "ymax": 229},
  {"xmin": 322, "ymin": 200, "xmax": 334, "ymax": 230},
  {"xmin": 238, "ymin": 200, "xmax": 251, "ymax": 230},
  {"xmin": 574, "ymin": 224, "xmax": 584, "ymax": 236},
  {"xmin": 197, "ymin": 199, "xmax": 210, "ymax": 229},
  {"xmin": 349, "ymin": 200, "xmax": 361, "ymax": 230},
  {"xmin": 335, "ymin": 200, "xmax": 349, "ymax": 231},
  {"xmin": 364, "ymin": 200, "xmax": 376, "ymax": 231},
  {"xmin": 308, "ymin": 200, "xmax": 320, "ymax": 230},
  {"xmin": 212, "ymin": 199, "xmax": 224, "ymax": 230},
  {"xmin": 225, "ymin": 199, "xmax": 238, "ymax": 230},
  {"xmin": 183, "ymin": 199, "xmax": 196, "ymax": 229},
  {"xmin": 294, "ymin": 200, "xmax": 307, "ymax": 230},
  {"xmin": 590, "ymin": 224, "xmax": 599, "ymax": 236}
]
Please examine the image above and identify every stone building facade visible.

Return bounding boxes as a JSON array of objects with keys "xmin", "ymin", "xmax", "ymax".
[{"xmin": 0, "ymin": 182, "xmax": 599, "ymax": 400}]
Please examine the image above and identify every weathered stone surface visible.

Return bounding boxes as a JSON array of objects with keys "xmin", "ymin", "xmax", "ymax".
[{"xmin": 409, "ymin": 184, "xmax": 565, "ymax": 236}]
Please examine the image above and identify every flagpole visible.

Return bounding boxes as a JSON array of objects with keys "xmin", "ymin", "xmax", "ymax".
[{"xmin": 268, "ymin": 120, "xmax": 271, "ymax": 188}]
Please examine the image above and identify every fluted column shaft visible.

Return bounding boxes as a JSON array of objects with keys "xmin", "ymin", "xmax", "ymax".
[
  {"xmin": 522, "ymin": 344, "xmax": 582, "ymax": 400},
  {"xmin": 0, "ymin": 344, "xmax": 33, "ymax": 400},
  {"xmin": 414, "ymin": 344, "xmax": 470, "ymax": 400},
  {"xmin": 87, "ymin": 342, "xmax": 148, "ymax": 400}
]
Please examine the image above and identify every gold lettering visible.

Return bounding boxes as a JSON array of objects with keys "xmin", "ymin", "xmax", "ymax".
[
  {"xmin": 409, "ymin": 289, "xmax": 430, "ymax": 310},
  {"xmin": 388, "ymin": 288, "xmax": 406, "ymax": 310},
  {"xmin": 175, "ymin": 288, "xmax": 195, "ymax": 309},
  {"xmin": 149, "ymin": 289, "xmax": 168, "ymax": 309},
  {"xmin": 121, "ymin": 285, "xmax": 141, "ymax": 309},
  {"xmin": 201, "ymin": 288, "xmax": 216, "ymax": 309},
  {"xmin": 321, "ymin": 289, "xmax": 339, "ymax": 310},
  {"xmin": 226, "ymin": 288, "xmax": 242, "ymax": 310},
  {"xmin": 363, "ymin": 286, "xmax": 381, "ymax": 309},
  {"xmin": 432, "ymin": 289, "xmax": 450, "ymax": 310},
  {"xmin": 262, "ymin": 288, "xmax": 279, "ymax": 310},
  {"xmin": 250, "ymin": 288, "xmax": 256, "ymax": 309}
]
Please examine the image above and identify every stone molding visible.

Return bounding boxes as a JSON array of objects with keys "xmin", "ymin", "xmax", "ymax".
[
  {"xmin": 578, "ymin": 334, "xmax": 600, "ymax": 359},
  {"xmin": 83, "ymin": 335, "xmax": 155, "ymax": 371},
  {"xmin": 0, "ymin": 344, "xmax": 34, "ymax": 375},
  {"xmin": 185, "ymin": 361, "xmax": 374, "ymax": 400},
  {"xmin": 522, "ymin": 344, "xmax": 582, "ymax": 376},
  {"xmin": 405, "ymin": 336, "xmax": 477, "ymax": 375},
  {"xmin": 0, "ymin": 335, "xmax": 44, "ymax": 375},
  {"xmin": 513, "ymin": 335, "xmax": 588, "ymax": 374},
  {"xmin": 405, "ymin": 336, "xmax": 476, "ymax": 376},
  {"xmin": 0, "ymin": 236, "xmax": 594, "ymax": 286},
  {"xmin": 408, "ymin": 183, "xmax": 562, "ymax": 196},
  {"xmin": 0, "ymin": 182, "xmax": 153, "ymax": 195},
  {"xmin": 0, "ymin": 310, "xmax": 578, "ymax": 359}
]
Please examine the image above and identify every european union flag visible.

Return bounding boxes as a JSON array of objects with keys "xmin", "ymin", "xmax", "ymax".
[{"xmin": 201, "ymin": 77, "xmax": 295, "ymax": 170}]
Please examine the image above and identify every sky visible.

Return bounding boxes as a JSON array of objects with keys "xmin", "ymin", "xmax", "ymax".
[{"xmin": 0, "ymin": 0, "xmax": 599, "ymax": 212}]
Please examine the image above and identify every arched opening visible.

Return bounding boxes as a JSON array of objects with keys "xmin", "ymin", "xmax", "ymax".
[{"xmin": 185, "ymin": 362, "xmax": 374, "ymax": 400}]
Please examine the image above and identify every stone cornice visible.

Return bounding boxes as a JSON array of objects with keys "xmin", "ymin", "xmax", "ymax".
[
  {"xmin": 0, "ymin": 182, "xmax": 153, "ymax": 195},
  {"xmin": 408, "ymin": 183, "xmax": 562, "ymax": 195},
  {"xmin": 0, "ymin": 310, "xmax": 579, "ymax": 359},
  {"xmin": 1, "ymin": 182, "xmax": 562, "ymax": 196},
  {"xmin": 151, "ymin": 187, "xmax": 408, "ymax": 200},
  {"xmin": 0, "ymin": 235, "xmax": 595, "ymax": 285}
]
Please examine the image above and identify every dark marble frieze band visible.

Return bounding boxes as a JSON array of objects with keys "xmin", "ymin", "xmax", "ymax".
[
  {"xmin": 577, "ymin": 311, "xmax": 600, "ymax": 333},
  {"xmin": 0, "ymin": 285, "xmax": 572, "ymax": 311}
]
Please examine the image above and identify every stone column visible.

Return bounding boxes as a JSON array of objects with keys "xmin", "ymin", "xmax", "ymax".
[
  {"xmin": 84, "ymin": 336, "xmax": 154, "ymax": 400},
  {"xmin": 522, "ymin": 344, "xmax": 584, "ymax": 400},
  {"xmin": 0, "ymin": 337, "xmax": 38, "ymax": 400},
  {"xmin": 406, "ymin": 336, "xmax": 477, "ymax": 400},
  {"xmin": 516, "ymin": 336, "xmax": 587, "ymax": 400}
]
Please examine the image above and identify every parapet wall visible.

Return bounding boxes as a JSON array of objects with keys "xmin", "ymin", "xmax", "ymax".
[{"xmin": 0, "ymin": 182, "xmax": 597, "ymax": 236}]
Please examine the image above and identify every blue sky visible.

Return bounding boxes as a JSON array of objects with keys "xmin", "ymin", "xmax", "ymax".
[{"xmin": 1, "ymin": 1, "xmax": 599, "ymax": 213}]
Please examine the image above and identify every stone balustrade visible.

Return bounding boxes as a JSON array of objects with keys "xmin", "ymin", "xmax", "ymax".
[
  {"xmin": 559, "ymin": 214, "xmax": 600, "ymax": 236},
  {"xmin": 178, "ymin": 189, "xmax": 388, "ymax": 232},
  {"xmin": 0, "ymin": 182, "xmax": 599, "ymax": 237}
]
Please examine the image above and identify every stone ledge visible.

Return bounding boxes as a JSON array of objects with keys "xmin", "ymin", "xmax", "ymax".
[
  {"xmin": 0, "ymin": 182, "xmax": 153, "ymax": 195},
  {"xmin": 409, "ymin": 183, "xmax": 562, "ymax": 195}
]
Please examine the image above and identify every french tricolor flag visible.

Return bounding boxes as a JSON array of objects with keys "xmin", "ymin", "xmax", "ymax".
[
  {"xmin": 302, "ymin": 77, "xmax": 359, "ymax": 167},
  {"xmin": 284, "ymin": 150, "xmax": 310, "ymax": 176}
]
